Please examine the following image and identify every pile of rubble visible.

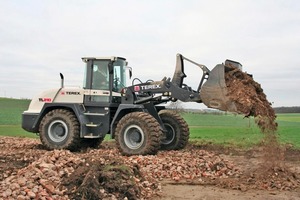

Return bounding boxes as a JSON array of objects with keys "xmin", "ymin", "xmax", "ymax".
[
  {"xmin": 126, "ymin": 149, "xmax": 238, "ymax": 181},
  {"xmin": 1, "ymin": 150, "xmax": 82, "ymax": 199},
  {"xmin": 1, "ymin": 137, "xmax": 299, "ymax": 199},
  {"xmin": 0, "ymin": 137, "xmax": 241, "ymax": 199}
]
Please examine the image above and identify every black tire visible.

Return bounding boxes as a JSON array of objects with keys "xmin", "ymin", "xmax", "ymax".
[
  {"xmin": 159, "ymin": 110, "xmax": 189, "ymax": 150},
  {"xmin": 115, "ymin": 112, "xmax": 162, "ymax": 156},
  {"xmin": 39, "ymin": 109, "xmax": 80, "ymax": 151}
]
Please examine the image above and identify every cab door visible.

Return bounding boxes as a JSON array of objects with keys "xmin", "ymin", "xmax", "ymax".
[
  {"xmin": 82, "ymin": 59, "xmax": 111, "ymax": 137},
  {"xmin": 83, "ymin": 59, "xmax": 111, "ymax": 103}
]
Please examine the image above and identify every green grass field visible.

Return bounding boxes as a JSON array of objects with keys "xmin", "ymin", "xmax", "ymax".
[
  {"xmin": 0, "ymin": 97, "xmax": 299, "ymax": 148},
  {"xmin": 275, "ymin": 113, "xmax": 300, "ymax": 148},
  {"xmin": 182, "ymin": 113, "xmax": 262, "ymax": 147},
  {"xmin": 0, "ymin": 98, "xmax": 36, "ymax": 138},
  {"xmin": 182, "ymin": 112, "xmax": 300, "ymax": 148}
]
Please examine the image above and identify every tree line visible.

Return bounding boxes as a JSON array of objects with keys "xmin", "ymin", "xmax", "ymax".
[{"xmin": 273, "ymin": 107, "xmax": 300, "ymax": 113}]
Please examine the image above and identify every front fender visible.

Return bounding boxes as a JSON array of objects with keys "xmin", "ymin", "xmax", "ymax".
[{"xmin": 110, "ymin": 104, "xmax": 144, "ymax": 138}]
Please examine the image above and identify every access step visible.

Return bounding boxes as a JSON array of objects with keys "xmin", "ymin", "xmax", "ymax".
[
  {"xmin": 84, "ymin": 112, "xmax": 107, "ymax": 116},
  {"xmin": 83, "ymin": 135, "xmax": 101, "ymax": 138},
  {"xmin": 85, "ymin": 123, "xmax": 102, "ymax": 127}
]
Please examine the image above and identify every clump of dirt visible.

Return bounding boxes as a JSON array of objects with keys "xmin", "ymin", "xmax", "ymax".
[
  {"xmin": 224, "ymin": 65, "xmax": 277, "ymax": 132},
  {"xmin": 224, "ymin": 64, "xmax": 288, "ymax": 181},
  {"xmin": 63, "ymin": 159, "xmax": 143, "ymax": 200}
]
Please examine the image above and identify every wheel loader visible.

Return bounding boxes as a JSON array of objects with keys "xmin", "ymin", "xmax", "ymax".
[{"xmin": 22, "ymin": 54, "xmax": 242, "ymax": 155}]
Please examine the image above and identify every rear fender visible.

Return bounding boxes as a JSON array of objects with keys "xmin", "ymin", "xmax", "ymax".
[{"xmin": 23, "ymin": 103, "xmax": 83, "ymax": 133}]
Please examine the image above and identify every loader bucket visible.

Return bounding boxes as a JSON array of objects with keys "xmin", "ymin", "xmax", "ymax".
[{"xmin": 200, "ymin": 64, "xmax": 238, "ymax": 113}]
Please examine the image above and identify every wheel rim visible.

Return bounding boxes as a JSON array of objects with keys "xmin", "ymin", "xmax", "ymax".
[
  {"xmin": 124, "ymin": 125, "xmax": 144, "ymax": 150},
  {"xmin": 48, "ymin": 120, "xmax": 68, "ymax": 143},
  {"xmin": 162, "ymin": 123, "xmax": 175, "ymax": 145}
]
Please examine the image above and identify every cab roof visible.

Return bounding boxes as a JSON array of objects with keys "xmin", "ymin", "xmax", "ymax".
[{"xmin": 81, "ymin": 56, "xmax": 126, "ymax": 63}]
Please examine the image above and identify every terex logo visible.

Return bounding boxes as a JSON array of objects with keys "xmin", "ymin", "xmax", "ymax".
[
  {"xmin": 140, "ymin": 84, "xmax": 161, "ymax": 90},
  {"xmin": 66, "ymin": 91, "xmax": 80, "ymax": 95},
  {"xmin": 134, "ymin": 86, "xmax": 140, "ymax": 91}
]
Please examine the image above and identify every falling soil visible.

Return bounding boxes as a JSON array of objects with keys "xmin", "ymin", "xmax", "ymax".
[
  {"xmin": 224, "ymin": 65, "xmax": 277, "ymax": 132},
  {"xmin": 224, "ymin": 64, "xmax": 285, "ymax": 175}
]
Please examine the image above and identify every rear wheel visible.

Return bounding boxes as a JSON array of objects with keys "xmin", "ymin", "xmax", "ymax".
[
  {"xmin": 115, "ymin": 112, "xmax": 162, "ymax": 156},
  {"xmin": 159, "ymin": 110, "xmax": 189, "ymax": 150},
  {"xmin": 39, "ymin": 109, "xmax": 80, "ymax": 151}
]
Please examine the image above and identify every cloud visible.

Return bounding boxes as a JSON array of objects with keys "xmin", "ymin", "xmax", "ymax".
[{"xmin": 0, "ymin": 0, "xmax": 299, "ymax": 107}]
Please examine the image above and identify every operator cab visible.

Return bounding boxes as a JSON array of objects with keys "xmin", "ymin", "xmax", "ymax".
[{"xmin": 82, "ymin": 56, "xmax": 129, "ymax": 104}]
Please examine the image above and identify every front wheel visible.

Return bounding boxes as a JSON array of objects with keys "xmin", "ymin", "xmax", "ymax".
[
  {"xmin": 39, "ymin": 109, "xmax": 80, "ymax": 151},
  {"xmin": 159, "ymin": 110, "xmax": 189, "ymax": 150},
  {"xmin": 115, "ymin": 112, "xmax": 162, "ymax": 156}
]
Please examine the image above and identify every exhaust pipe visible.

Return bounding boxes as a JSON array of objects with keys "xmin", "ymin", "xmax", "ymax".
[{"xmin": 60, "ymin": 73, "xmax": 64, "ymax": 88}]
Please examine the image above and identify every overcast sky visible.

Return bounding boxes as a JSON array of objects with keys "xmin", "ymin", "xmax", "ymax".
[{"xmin": 0, "ymin": 0, "xmax": 299, "ymax": 108}]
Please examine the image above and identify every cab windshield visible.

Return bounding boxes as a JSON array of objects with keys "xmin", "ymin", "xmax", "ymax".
[{"xmin": 113, "ymin": 59, "xmax": 128, "ymax": 92}]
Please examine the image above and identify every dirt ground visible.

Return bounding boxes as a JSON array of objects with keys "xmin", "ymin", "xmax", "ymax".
[
  {"xmin": 159, "ymin": 145, "xmax": 300, "ymax": 200},
  {"xmin": 160, "ymin": 184, "xmax": 300, "ymax": 200},
  {"xmin": 0, "ymin": 137, "xmax": 299, "ymax": 200}
]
